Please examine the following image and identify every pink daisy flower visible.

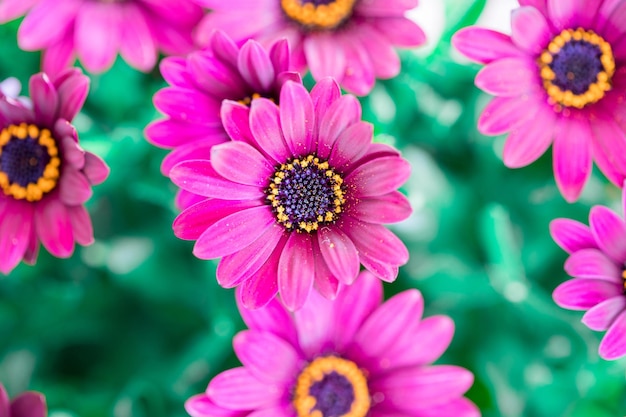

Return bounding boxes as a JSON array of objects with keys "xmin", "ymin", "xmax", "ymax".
[
  {"xmin": 551, "ymin": 183, "xmax": 626, "ymax": 360},
  {"xmin": 0, "ymin": 0, "xmax": 204, "ymax": 75},
  {"xmin": 145, "ymin": 30, "xmax": 301, "ymax": 209},
  {"xmin": 193, "ymin": 0, "xmax": 426, "ymax": 95},
  {"xmin": 186, "ymin": 272, "xmax": 479, "ymax": 417},
  {"xmin": 0, "ymin": 70, "xmax": 109, "ymax": 274},
  {"xmin": 0, "ymin": 383, "xmax": 47, "ymax": 417},
  {"xmin": 170, "ymin": 79, "xmax": 411, "ymax": 310},
  {"xmin": 452, "ymin": 0, "xmax": 626, "ymax": 202}
]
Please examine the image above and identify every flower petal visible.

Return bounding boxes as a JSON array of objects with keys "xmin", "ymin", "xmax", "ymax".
[
  {"xmin": 74, "ymin": 2, "xmax": 121, "ymax": 72},
  {"xmin": 18, "ymin": 0, "xmax": 79, "ymax": 50},
  {"xmin": 29, "ymin": 73, "xmax": 58, "ymax": 127},
  {"xmin": 452, "ymin": 27, "xmax": 523, "ymax": 64},
  {"xmin": 238, "ymin": 246, "xmax": 282, "ymax": 309},
  {"xmin": 59, "ymin": 168, "xmax": 92, "ymax": 205},
  {"xmin": 553, "ymin": 115, "xmax": 592, "ymax": 202},
  {"xmin": 119, "ymin": 3, "xmax": 157, "ymax": 71},
  {"xmin": 220, "ymin": 100, "xmax": 254, "ymax": 144},
  {"xmin": 328, "ymin": 121, "xmax": 372, "ymax": 169},
  {"xmin": 10, "ymin": 392, "xmax": 47, "ymax": 417},
  {"xmin": 294, "ymin": 289, "xmax": 335, "ymax": 357},
  {"xmin": 174, "ymin": 199, "xmax": 258, "ymax": 241},
  {"xmin": 475, "ymin": 57, "xmax": 539, "ymax": 97},
  {"xmin": 599, "ymin": 310, "xmax": 626, "ymax": 360},
  {"xmin": 304, "ymin": 32, "xmax": 346, "ymax": 81},
  {"xmin": 589, "ymin": 205, "xmax": 626, "ymax": 264},
  {"xmin": 278, "ymin": 233, "xmax": 315, "ymax": 311},
  {"xmin": 502, "ymin": 107, "xmax": 556, "ymax": 168},
  {"xmin": 553, "ymin": 278, "xmax": 621, "ymax": 310},
  {"xmin": 342, "ymin": 217, "xmax": 409, "ymax": 266},
  {"xmin": 350, "ymin": 191, "xmax": 412, "ymax": 224},
  {"xmin": 511, "ymin": 6, "xmax": 552, "ymax": 55},
  {"xmin": 0, "ymin": 200, "xmax": 32, "ymax": 274},
  {"xmin": 317, "ymin": 227, "xmax": 359, "ymax": 285},
  {"xmin": 237, "ymin": 289, "xmax": 298, "ymax": 345},
  {"xmin": 477, "ymin": 95, "xmax": 539, "ymax": 136},
  {"xmin": 582, "ymin": 296, "xmax": 626, "ymax": 331},
  {"xmin": 547, "ymin": 0, "xmax": 580, "ymax": 30},
  {"xmin": 564, "ymin": 248, "xmax": 620, "ymax": 282},
  {"xmin": 207, "ymin": 368, "xmax": 283, "ymax": 410},
  {"xmin": 318, "ymin": 95, "xmax": 362, "ymax": 157},
  {"xmin": 279, "ymin": 81, "xmax": 315, "ymax": 156},
  {"xmin": 68, "ymin": 205, "xmax": 93, "ymax": 246},
  {"xmin": 249, "ymin": 98, "xmax": 290, "ymax": 164},
  {"xmin": 238, "ymin": 40, "xmax": 275, "ymax": 92},
  {"xmin": 211, "ymin": 141, "xmax": 274, "ymax": 186},
  {"xmin": 185, "ymin": 395, "xmax": 244, "ymax": 417},
  {"xmin": 34, "ymin": 196, "xmax": 74, "ymax": 257},
  {"xmin": 549, "ymin": 218, "xmax": 597, "ymax": 254},
  {"xmin": 346, "ymin": 156, "xmax": 411, "ymax": 198}
]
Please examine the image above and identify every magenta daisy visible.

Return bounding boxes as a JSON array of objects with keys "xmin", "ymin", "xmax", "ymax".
[
  {"xmin": 170, "ymin": 79, "xmax": 411, "ymax": 310},
  {"xmin": 0, "ymin": 383, "xmax": 47, "ymax": 417},
  {"xmin": 550, "ymin": 183, "xmax": 626, "ymax": 360},
  {"xmin": 186, "ymin": 272, "xmax": 479, "ymax": 417},
  {"xmin": 145, "ymin": 30, "xmax": 301, "ymax": 209},
  {"xmin": 452, "ymin": 0, "xmax": 626, "ymax": 202},
  {"xmin": 192, "ymin": 0, "xmax": 426, "ymax": 95},
  {"xmin": 0, "ymin": 70, "xmax": 109, "ymax": 274},
  {"xmin": 0, "ymin": 0, "xmax": 204, "ymax": 75}
]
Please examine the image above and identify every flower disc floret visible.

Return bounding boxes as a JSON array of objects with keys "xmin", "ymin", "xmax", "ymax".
[{"xmin": 281, "ymin": 0, "xmax": 356, "ymax": 30}]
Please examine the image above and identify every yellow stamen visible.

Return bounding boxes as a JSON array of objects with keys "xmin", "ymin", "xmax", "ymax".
[
  {"xmin": 281, "ymin": 0, "xmax": 356, "ymax": 30},
  {"xmin": 293, "ymin": 356, "xmax": 370, "ymax": 417}
]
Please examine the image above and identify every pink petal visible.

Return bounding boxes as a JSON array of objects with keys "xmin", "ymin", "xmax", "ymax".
[
  {"xmin": 153, "ymin": 87, "xmax": 221, "ymax": 125},
  {"xmin": 553, "ymin": 278, "xmax": 621, "ymax": 310},
  {"xmin": 233, "ymin": 330, "xmax": 300, "ymax": 383},
  {"xmin": 187, "ymin": 49, "xmax": 247, "ymax": 99},
  {"xmin": 55, "ymin": 69, "xmax": 89, "ymax": 122},
  {"xmin": 42, "ymin": 34, "xmax": 76, "ymax": 78},
  {"xmin": 145, "ymin": 119, "xmax": 225, "ymax": 149},
  {"xmin": 220, "ymin": 100, "xmax": 254, "ymax": 145},
  {"xmin": 452, "ymin": 27, "xmax": 523, "ymax": 64},
  {"xmin": 317, "ymin": 227, "xmax": 359, "ymax": 285},
  {"xmin": 304, "ymin": 32, "xmax": 347, "ymax": 81},
  {"xmin": 10, "ymin": 392, "xmax": 47, "ymax": 417},
  {"xmin": 599, "ymin": 310, "xmax": 626, "ymax": 360},
  {"xmin": 342, "ymin": 217, "xmax": 409, "ymax": 266},
  {"xmin": 206, "ymin": 30, "xmax": 239, "ymax": 66},
  {"xmin": 328, "ymin": 121, "xmax": 372, "ymax": 169},
  {"xmin": 29, "ymin": 73, "xmax": 58, "ymax": 127},
  {"xmin": 17, "ymin": 0, "xmax": 79, "ymax": 49},
  {"xmin": 358, "ymin": 24, "xmax": 401, "ymax": 79},
  {"xmin": 547, "ymin": 0, "xmax": 580, "ymax": 30},
  {"xmin": 82, "ymin": 152, "xmax": 109, "ymax": 185},
  {"xmin": 34, "ymin": 196, "xmax": 74, "ymax": 257},
  {"xmin": 173, "ymin": 199, "xmax": 258, "ymax": 241},
  {"xmin": 294, "ymin": 289, "xmax": 335, "ymax": 357},
  {"xmin": 68, "ymin": 205, "xmax": 93, "ymax": 246},
  {"xmin": 346, "ymin": 156, "xmax": 411, "ymax": 198},
  {"xmin": 355, "ymin": 0, "xmax": 416, "ymax": 15},
  {"xmin": 59, "ymin": 168, "xmax": 92, "ymax": 205},
  {"xmin": 370, "ymin": 365, "xmax": 474, "ymax": 411},
  {"xmin": 247, "ymin": 404, "xmax": 292, "ymax": 417},
  {"xmin": 549, "ymin": 218, "xmax": 597, "ymax": 254},
  {"xmin": 369, "ymin": 16, "xmax": 426, "ymax": 47},
  {"xmin": 339, "ymin": 38, "xmax": 375, "ymax": 96},
  {"xmin": 359, "ymin": 255, "xmax": 399, "ymax": 283},
  {"xmin": 475, "ymin": 57, "xmax": 539, "ymax": 97},
  {"xmin": 207, "ymin": 368, "xmax": 283, "ymax": 410},
  {"xmin": 333, "ymin": 271, "xmax": 383, "ymax": 352},
  {"xmin": 589, "ymin": 205, "xmax": 626, "ymax": 264},
  {"xmin": 502, "ymin": 107, "xmax": 556, "ymax": 168},
  {"xmin": 409, "ymin": 397, "xmax": 480, "ymax": 417},
  {"xmin": 564, "ymin": 248, "xmax": 620, "ymax": 282},
  {"xmin": 238, "ymin": 247, "xmax": 282, "ymax": 309},
  {"xmin": 269, "ymin": 38, "xmax": 290, "ymax": 75},
  {"xmin": 350, "ymin": 191, "xmax": 412, "ymax": 224},
  {"xmin": 210, "ymin": 141, "xmax": 274, "ymax": 186},
  {"xmin": 553, "ymin": 115, "xmax": 592, "ymax": 202},
  {"xmin": 185, "ymin": 395, "xmax": 244, "ymax": 417},
  {"xmin": 511, "ymin": 6, "xmax": 552, "ymax": 55},
  {"xmin": 59, "ymin": 135, "xmax": 84, "ymax": 169},
  {"xmin": 589, "ymin": 112, "xmax": 626, "ymax": 187},
  {"xmin": 0, "ymin": 0, "xmax": 37, "ymax": 22},
  {"xmin": 119, "ymin": 3, "xmax": 157, "ymax": 71},
  {"xmin": 519, "ymin": 0, "xmax": 547, "ymax": 14},
  {"xmin": 279, "ymin": 81, "xmax": 315, "ymax": 156},
  {"xmin": 310, "ymin": 77, "xmax": 341, "ymax": 152},
  {"xmin": 249, "ymin": 98, "xmax": 290, "ymax": 164},
  {"xmin": 477, "ymin": 95, "xmax": 539, "ymax": 136},
  {"xmin": 0, "ymin": 385, "xmax": 8, "ymax": 417},
  {"xmin": 193, "ymin": 205, "xmax": 277, "ymax": 259},
  {"xmin": 236, "ymin": 289, "xmax": 298, "ymax": 345},
  {"xmin": 318, "ymin": 95, "xmax": 362, "ymax": 158},
  {"xmin": 74, "ymin": 2, "xmax": 121, "ymax": 72},
  {"xmin": 159, "ymin": 56, "xmax": 193, "ymax": 89},
  {"xmin": 0, "ymin": 200, "xmax": 32, "ymax": 274},
  {"xmin": 311, "ymin": 243, "xmax": 340, "ymax": 300},
  {"xmin": 582, "ymin": 296, "xmax": 626, "ymax": 331},
  {"xmin": 238, "ymin": 40, "xmax": 275, "ymax": 92},
  {"xmin": 278, "ymin": 233, "xmax": 315, "ymax": 311}
]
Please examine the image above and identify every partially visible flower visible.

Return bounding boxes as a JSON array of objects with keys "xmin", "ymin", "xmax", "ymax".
[
  {"xmin": 0, "ymin": 383, "xmax": 47, "ymax": 417},
  {"xmin": 193, "ymin": 0, "xmax": 425, "ymax": 95},
  {"xmin": 145, "ymin": 30, "xmax": 300, "ymax": 209},
  {"xmin": 551, "ymin": 183, "xmax": 626, "ymax": 360},
  {"xmin": 0, "ymin": 70, "xmax": 109, "ymax": 274},
  {"xmin": 170, "ymin": 79, "xmax": 411, "ymax": 310},
  {"xmin": 186, "ymin": 272, "xmax": 479, "ymax": 417},
  {"xmin": 453, "ymin": 0, "xmax": 626, "ymax": 202},
  {"xmin": 0, "ymin": 0, "xmax": 204, "ymax": 74}
]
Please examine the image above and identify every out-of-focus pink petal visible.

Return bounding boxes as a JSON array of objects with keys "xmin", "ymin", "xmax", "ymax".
[
  {"xmin": 10, "ymin": 392, "xmax": 47, "ymax": 417},
  {"xmin": 550, "ymin": 218, "xmax": 597, "ymax": 254},
  {"xmin": 599, "ymin": 310, "xmax": 626, "ymax": 360},
  {"xmin": 119, "ymin": 3, "xmax": 157, "ymax": 72},
  {"xmin": 582, "ymin": 296, "xmax": 626, "ymax": 331},
  {"xmin": 59, "ymin": 168, "xmax": 92, "ymax": 205},
  {"xmin": 83, "ymin": 152, "xmax": 109, "ymax": 186},
  {"xmin": 68, "ymin": 205, "xmax": 93, "ymax": 246},
  {"xmin": 29, "ymin": 73, "xmax": 58, "ymax": 127},
  {"xmin": 553, "ymin": 278, "xmax": 621, "ymax": 310},
  {"xmin": 236, "ymin": 289, "xmax": 298, "ymax": 345},
  {"xmin": 502, "ymin": 106, "xmax": 556, "ymax": 168},
  {"xmin": 304, "ymin": 32, "xmax": 347, "ymax": 82},
  {"xmin": 233, "ymin": 330, "xmax": 300, "ymax": 383},
  {"xmin": 370, "ymin": 17, "xmax": 426, "ymax": 47},
  {"xmin": 547, "ymin": 0, "xmax": 581, "ymax": 31},
  {"xmin": 339, "ymin": 37, "xmax": 375, "ymax": 96},
  {"xmin": 564, "ymin": 248, "xmax": 620, "ymax": 282},
  {"xmin": 452, "ymin": 27, "xmax": 523, "ymax": 64},
  {"xmin": 55, "ymin": 66, "xmax": 89, "ymax": 121},
  {"xmin": 475, "ymin": 57, "xmax": 539, "ymax": 97},
  {"xmin": 589, "ymin": 205, "xmax": 626, "ymax": 264},
  {"xmin": 34, "ymin": 196, "xmax": 74, "ymax": 257},
  {"xmin": 207, "ymin": 368, "xmax": 283, "ymax": 410},
  {"xmin": 42, "ymin": 33, "xmax": 76, "ymax": 77},
  {"xmin": 356, "ymin": 0, "xmax": 417, "ymax": 16},
  {"xmin": 477, "ymin": 95, "xmax": 539, "ymax": 136},
  {"xmin": 74, "ymin": 2, "xmax": 121, "ymax": 72},
  {"xmin": 294, "ymin": 289, "xmax": 334, "ymax": 357},
  {"xmin": 0, "ymin": 0, "xmax": 37, "ymax": 22},
  {"xmin": 185, "ymin": 395, "xmax": 245, "ymax": 417},
  {"xmin": 18, "ymin": 0, "xmax": 79, "ymax": 49},
  {"xmin": 238, "ymin": 40, "xmax": 275, "ymax": 92},
  {"xmin": 0, "ymin": 200, "xmax": 33, "ymax": 274},
  {"xmin": 511, "ymin": 6, "xmax": 552, "ymax": 54}
]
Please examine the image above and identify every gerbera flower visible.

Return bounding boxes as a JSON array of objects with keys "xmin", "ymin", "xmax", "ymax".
[
  {"xmin": 1, "ymin": 383, "xmax": 47, "ymax": 417},
  {"xmin": 0, "ymin": 0, "xmax": 204, "ymax": 74},
  {"xmin": 170, "ymin": 79, "xmax": 411, "ymax": 310},
  {"xmin": 192, "ymin": 0, "xmax": 426, "ymax": 95},
  {"xmin": 452, "ymin": 0, "xmax": 626, "ymax": 202},
  {"xmin": 145, "ymin": 30, "xmax": 301, "ymax": 209},
  {"xmin": 551, "ymin": 183, "xmax": 626, "ymax": 360},
  {"xmin": 0, "ymin": 70, "xmax": 109, "ymax": 274},
  {"xmin": 186, "ymin": 272, "xmax": 479, "ymax": 417}
]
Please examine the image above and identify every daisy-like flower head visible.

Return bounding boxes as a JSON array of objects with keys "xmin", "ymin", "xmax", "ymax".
[
  {"xmin": 452, "ymin": 0, "xmax": 626, "ymax": 202},
  {"xmin": 0, "ymin": 0, "xmax": 204, "ymax": 75},
  {"xmin": 186, "ymin": 272, "xmax": 479, "ymax": 417},
  {"xmin": 193, "ymin": 0, "xmax": 426, "ymax": 95},
  {"xmin": 170, "ymin": 78, "xmax": 411, "ymax": 310},
  {"xmin": 551, "ymin": 182, "xmax": 626, "ymax": 360},
  {"xmin": 146, "ymin": 30, "xmax": 301, "ymax": 209},
  {"xmin": 1, "ymin": 383, "xmax": 47, "ymax": 417},
  {"xmin": 0, "ymin": 70, "xmax": 109, "ymax": 274}
]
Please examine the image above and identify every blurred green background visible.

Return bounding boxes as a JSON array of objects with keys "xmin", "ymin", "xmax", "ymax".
[{"xmin": 1, "ymin": 1, "xmax": 626, "ymax": 416}]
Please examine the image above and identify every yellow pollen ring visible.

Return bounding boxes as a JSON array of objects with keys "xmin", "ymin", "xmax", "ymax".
[
  {"xmin": 293, "ymin": 356, "xmax": 370, "ymax": 417},
  {"xmin": 266, "ymin": 154, "xmax": 345, "ymax": 233},
  {"xmin": 622, "ymin": 269, "xmax": 626, "ymax": 291},
  {"xmin": 238, "ymin": 92, "xmax": 265, "ymax": 106},
  {"xmin": 281, "ymin": 0, "xmax": 356, "ymax": 30},
  {"xmin": 0, "ymin": 123, "xmax": 60, "ymax": 202},
  {"xmin": 539, "ymin": 28, "xmax": 615, "ymax": 110}
]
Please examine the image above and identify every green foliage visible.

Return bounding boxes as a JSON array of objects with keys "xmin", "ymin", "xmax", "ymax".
[{"xmin": 1, "ymin": 2, "xmax": 626, "ymax": 417}]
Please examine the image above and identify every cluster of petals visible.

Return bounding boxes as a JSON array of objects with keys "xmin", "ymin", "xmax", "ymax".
[
  {"xmin": 193, "ymin": 0, "xmax": 426, "ymax": 95},
  {"xmin": 551, "ymin": 184, "xmax": 626, "ymax": 360},
  {"xmin": 0, "ymin": 0, "xmax": 204, "ymax": 74},
  {"xmin": 146, "ymin": 30, "xmax": 301, "ymax": 209},
  {"xmin": 0, "ymin": 383, "xmax": 47, "ymax": 417},
  {"xmin": 453, "ymin": 0, "xmax": 626, "ymax": 202},
  {"xmin": 0, "ymin": 70, "xmax": 109, "ymax": 274},
  {"xmin": 170, "ymin": 78, "xmax": 411, "ymax": 311},
  {"xmin": 186, "ymin": 272, "xmax": 479, "ymax": 417}
]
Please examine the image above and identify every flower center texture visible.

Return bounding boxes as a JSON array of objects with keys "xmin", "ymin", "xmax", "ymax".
[
  {"xmin": 0, "ymin": 123, "xmax": 60, "ymax": 202},
  {"xmin": 266, "ymin": 154, "xmax": 345, "ymax": 233},
  {"xmin": 293, "ymin": 356, "xmax": 370, "ymax": 417},
  {"xmin": 281, "ymin": 0, "xmax": 357, "ymax": 30},
  {"xmin": 540, "ymin": 28, "xmax": 615, "ymax": 109}
]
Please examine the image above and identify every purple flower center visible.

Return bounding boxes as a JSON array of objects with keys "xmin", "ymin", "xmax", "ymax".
[
  {"xmin": 266, "ymin": 154, "xmax": 345, "ymax": 233},
  {"xmin": 280, "ymin": 0, "xmax": 356, "ymax": 31},
  {"xmin": 0, "ymin": 123, "xmax": 60, "ymax": 202},
  {"xmin": 540, "ymin": 28, "xmax": 615, "ymax": 109},
  {"xmin": 293, "ymin": 356, "xmax": 370, "ymax": 417}
]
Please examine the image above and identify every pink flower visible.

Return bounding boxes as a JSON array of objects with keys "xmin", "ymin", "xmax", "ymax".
[
  {"xmin": 551, "ymin": 183, "xmax": 626, "ymax": 360},
  {"xmin": 0, "ymin": 0, "xmax": 204, "ymax": 75},
  {"xmin": 170, "ymin": 79, "xmax": 411, "ymax": 310},
  {"xmin": 186, "ymin": 272, "xmax": 479, "ymax": 417},
  {"xmin": 145, "ymin": 30, "xmax": 301, "ymax": 209},
  {"xmin": 452, "ymin": 0, "xmax": 626, "ymax": 202},
  {"xmin": 0, "ymin": 70, "xmax": 109, "ymax": 274},
  {"xmin": 0, "ymin": 383, "xmax": 47, "ymax": 417},
  {"xmin": 192, "ymin": 0, "xmax": 425, "ymax": 95}
]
